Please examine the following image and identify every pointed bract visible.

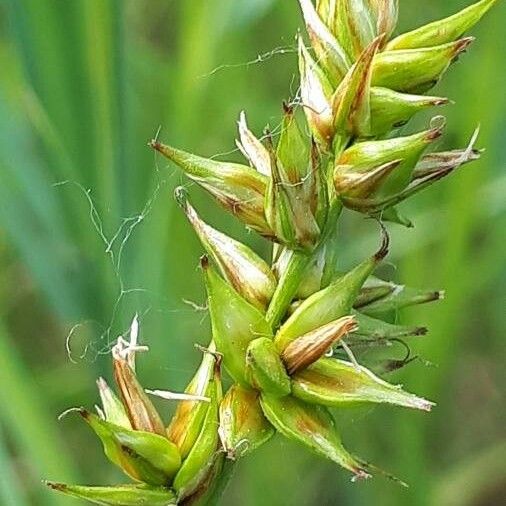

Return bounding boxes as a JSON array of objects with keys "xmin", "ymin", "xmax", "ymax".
[
  {"xmin": 236, "ymin": 111, "xmax": 271, "ymax": 177},
  {"xmin": 332, "ymin": 36, "xmax": 383, "ymax": 138},
  {"xmin": 298, "ymin": 34, "xmax": 335, "ymax": 148}
]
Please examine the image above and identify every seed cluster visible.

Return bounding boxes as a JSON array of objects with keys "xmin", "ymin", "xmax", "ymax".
[{"xmin": 47, "ymin": 1, "xmax": 496, "ymax": 504}]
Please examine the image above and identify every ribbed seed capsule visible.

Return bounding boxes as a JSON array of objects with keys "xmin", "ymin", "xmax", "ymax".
[
  {"xmin": 150, "ymin": 140, "xmax": 271, "ymax": 237},
  {"xmin": 387, "ymin": 0, "xmax": 497, "ymax": 50},
  {"xmin": 96, "ymin": 377, "xmax": 132, "ymax": 429},
  {"xmin": 45, "ymin": 482, "xmax": 177, "ymax": 506},
  {"xmin": 372, "ymin": 38, "xmax": 474, "ymax": 94},
  {"xmin": 260, "ymin": 394, "xmax": 370, "ymax": 479},
  {"xmin": 282, "ymin": 315, "xmax": 358, "ymax": 374},
  {"xmin": 176, "ymin": 188, "xmax": 276, "ymax": 310},
  {"xmin": 166, "ymin": 347, "xmax": 215, "ymax": 459},
  {"xmin": 298, "ymin": 0, "xmax": 351, "ymax": 83},
  {"xmin": 113, "ymin": 357, "xmax": 166, "ymax": 436},
  {"xmin": 79, "ymin": 410, "xmax": 181, "ymax": 485},
  {"xmin": 335, "ymin": 125, "xmax": 444, "ymax": 198},
  {"xmin": 203, "ymin": 257, "xmax": 273, "ymax": 387},
  {"xmin": 274, "ymin": 232, "xmax": 389, "ymax": 352},
  {"xmin": 219, "ymin": 384, "xmax": 274, "ymax": 459},
  {"xmin": 290, "ymin": 357, "xmax": 434, "ymax": 410},
  {"xmin": 370, "ymin": 87, "xmax": 449, "ymax": 137},
  {"xmin": 245, "ymin": 337, "xmax": 291, "ymax": 397},
  {"xmin": 173, "ymin": 368, "xmax": 222, "ymax": 501}
]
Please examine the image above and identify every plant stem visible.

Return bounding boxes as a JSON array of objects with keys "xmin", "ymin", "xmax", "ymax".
[{"xmin": 265, "ymin": 250, "xmax": 310, "ymax": 329}]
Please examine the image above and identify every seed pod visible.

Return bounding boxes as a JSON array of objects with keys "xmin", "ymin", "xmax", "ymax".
[
  {"xmin": 335, "ymin": 125, "xmax": 444, "ymax": 198},
  {"xmin": 274, "ymin": 232, "xmax": 388, "ymax": 352},
  {"xmin": 236, "ymin": 111, "xmax": 271, "ymax": 177},
  {"xmin": 264, "ymin": 112, "xmax": 326, "ymax": 251},
  {"xmin": 45, "ymin": 482, "xmax": 177, "ymax": 506},
  {"xmin": 79, "ymin": 410, "xmax": 181, "ymax": 485},
  {"xmin": 150, "ymin": 140, "xmax": 271, "ymax": 237},
  {"xmin": 298, "ymin": 0, "xmax": 351, "ymax": 83},
  {"xmin": 113, "ymin": 357, "xmax": 166, "ymax": 436},
  {"xmin": 203, "ymin": 257, "xmax": 273, "ymax": 387},
  {"xmin": 260, "ymin": 394, "xmax": 370, "ymax": 479},
  {"xmin": 361, "ymin": 286, "xmax": 444, "ymax": 317},
  {"xmin": 291, "ymin": 357, "xmax": 434, "ymax": 411},
  {"xmin": 387, "ymin": 0, "xmax": 497, "ymax": 51},
  {"xmin": 332, "ymin": 36, "xmax": 383, "ymax": 139},
  {"xmin": 298, "ymin": 35, "xmax": 335, "ymax": 148},
  {"xmin": 351, "ymin": 311, "xmax": 427, "ymax": 343},
  {"xmin": 373, "ymin": 38, "xmax": 474, "ymax": 94},
  {"xmin": 245, "ymin": 337, "xmax": 291, "ymax": 397},
  {"xmin": 219, "ymin": 384, "xmax": 274, "ymax": 459},
  {"xmin": 370, "ymin": 87, "xmax": 449, "ymax": 137},
  {"xmin": 176, "ymin": 188, "xmax": 276, "ymax": 310},
  {"xmin": 96, "ymin": 377, "xmax": 132, "ymax": 429},
  {"xmin": 173, "ymin": 370, "xmax": 222, "ymax": 501},
  {"xmin": 354, "ymin": 275, "xmax": 396, "ymax": 307},
  {"xmin": 166, "ymin": 347, "xmax": 215, "ymax": 459},
  {"xmin": 282, "ymin": 315, "xmax": 358, "ymax": 374}
]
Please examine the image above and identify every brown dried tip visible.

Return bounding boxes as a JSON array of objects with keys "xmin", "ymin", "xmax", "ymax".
[
  {"xmin": 44, "ymin": 481, "xmax": 67, "ymax": 492},
  {"xmin": 282, "ymin": 101, "xmax": 294, "ymax": 115},
  {"xmin": 200, "ymin": 255, "xmax": 210, "ymax": 270},
  {"xmin": 453, "ymin": 37, "xmax": 475, "ymax": 58},
  {"xmin": 374, "ymin": 221, "xmax": 390, "ymax": 261},
  {"xmin": 148, "ymin": 139, "xmax": 162, "ymax": 151}
]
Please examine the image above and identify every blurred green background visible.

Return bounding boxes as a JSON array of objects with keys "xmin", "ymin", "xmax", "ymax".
[{"xmin": 0, "ymin": 0, "xmax": 504, "ymax": 505}]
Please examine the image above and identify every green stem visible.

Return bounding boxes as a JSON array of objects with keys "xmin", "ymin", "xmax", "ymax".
[
  {"xmin": 265, "ymin": 201, "xmax": 344, "ymax": 329},
  {"xmin": 265, "ymin": 250, "xmax": 310, "ymax": 329}
]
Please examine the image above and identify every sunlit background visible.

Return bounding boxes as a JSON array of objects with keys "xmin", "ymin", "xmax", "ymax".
[{"xmin": 0, "ymin": 1, "xmax": 504, "ymax": 505}]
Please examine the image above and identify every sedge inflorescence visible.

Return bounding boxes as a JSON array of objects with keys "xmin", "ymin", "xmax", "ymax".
[{"xmin": 47, "ymin": 1, "xmax": 497, "ymax": 504}]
